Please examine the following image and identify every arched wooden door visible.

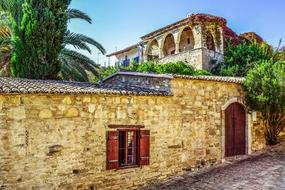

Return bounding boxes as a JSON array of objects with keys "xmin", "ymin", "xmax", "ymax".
[{"xmin": 225, "ymin": 103, "xmax": 246, "ymax": 157}]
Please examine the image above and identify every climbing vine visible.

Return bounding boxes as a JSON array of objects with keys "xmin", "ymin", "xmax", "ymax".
[{"xmin": 188, "ymin": 14, "xmax": 226, "ymax": 50}]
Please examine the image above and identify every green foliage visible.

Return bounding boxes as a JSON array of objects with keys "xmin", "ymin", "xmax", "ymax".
[
  {"xmin": 11, "ymin": 0, "xmax": 70, "ymax": 79},
  {"xmin": 154, "ymin": 61, "xmax": 194, "ymax": 75},
  {"xmin": 67, "ymin": 8, "xmax": 92, "ymax": 24},
  {"xmin": 0, "ymin": 12, "xmax": 12, "ymax": 76},
  {"xmin": 1, "ymin": 0, "xmax": 106, "ymax": 81},
  {"xmin": 122, "ymin": 59, "xmax": 140, "ymax": 71},
  {"xmin": 212, "ymin": 41, "xmax": 273, "ymax": 77},
  {"xmin": 131, "ymin": 61, "xmax": 196, "ymax": 75},
  {"xmin": 275, "ymin": 41, "xmax": 285, "ymax": 61},
  {"xmin": 136, "ymin": 61, "xmax": 156, "ymax": 73},
  {"xmin": 93, "ymin": 66, "xmax": 117, "ymax": 82},
  {"xmin": 193, "ymin": 69, "xmax": 212, "ymax": 76},
  {"xmin": 244, "ymin": 60, "xmax": 285, "ymax": 145},
  {"xmin": 59, "ymin": 49, "xmax": 100, "ymax": 82},
  {"xmin": 95, "ymin": 61, "xmax": 210, "ymax": 82}
]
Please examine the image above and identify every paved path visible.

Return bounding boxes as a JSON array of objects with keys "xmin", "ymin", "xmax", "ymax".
[{"xmin": 142, "ymin": 141, "xmax": 285, "ymax": 190}]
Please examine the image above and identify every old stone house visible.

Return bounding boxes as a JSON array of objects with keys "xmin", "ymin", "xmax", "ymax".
[
  {"xmin": 107, "ymin": 13, "xmax": 263, "ymax": 70},
  {"xmin": 0, "ymin": 72, "xmax": 267, "ymax": 189}
]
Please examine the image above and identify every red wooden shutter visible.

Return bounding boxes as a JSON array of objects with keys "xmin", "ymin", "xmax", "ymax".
[
  {"xmin": 139, "ymin": 130, "xmax": 150, "ymax": 166},
  {"xmin": 107, "ymin": 131, "xmax": 119, "ymax": 170}
]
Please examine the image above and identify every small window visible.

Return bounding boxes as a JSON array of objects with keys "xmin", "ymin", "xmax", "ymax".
[
  {"xmin": 107, "ymin": 127, "xmax": 150, "ymax": 170},
  {"xmin": 119, "ymin": 130, "xmax": 139, "ymax": 167},
  {"xmin": 187, "ymin": 38, "xmax": 190, "ymax": 44}
]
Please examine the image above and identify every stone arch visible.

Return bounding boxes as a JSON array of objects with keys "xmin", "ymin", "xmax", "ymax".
[
  {"xmin": 145, "ymin": 39, "xmax": 159, "ymax": 61},
  {"xmin": 221, "ymin": 97, "xmax": 246, "ymax": 111},
  {"xmin": 162, "ymin": 33, "xmax": 176, "ymax": 57},
  {"xmin": 205, "ymin": 31, "xmax": 216, "ymax": 51},
  {"xmin": 178, "ymin": 27, "xmax": 195, "ymax": 52}
]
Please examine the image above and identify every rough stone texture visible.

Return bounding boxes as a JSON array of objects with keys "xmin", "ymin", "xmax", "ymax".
[
  {"xmin": 159, "ymin": 48, "xmax": 203, "ymax": 69},
  {"xmin": 173, "ymin": 74, "xmax": 243, "ymax": 84},
  {"xmin": 103, "ymin": 72, "xmax": 172, "ymax": 93},
  {"xmin": 201, "ymin": 48, "xmax": 224, "ymax": 70},
  {"xmin": 158, "ymin": 48, "xmax": 224, "ymax": 70},
  {"xmin": 0, "ymin": 78, "xmax": 265, "ymax": 190},
  {"xmin": 251, "ymin": 112, "xmax": 266, "ymax": 151},
  {"xmin": 39, "ymin": 109, "xmax": 53, "ymax": 119},
  {"xmin": 141, "ymin": 139, "xmax": 285, "ymax": 190}
]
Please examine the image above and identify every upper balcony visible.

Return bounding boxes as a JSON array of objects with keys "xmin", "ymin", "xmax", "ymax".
[{"xmin": 143, "ymin": 23, "xmax": 224, "ymax": 70}]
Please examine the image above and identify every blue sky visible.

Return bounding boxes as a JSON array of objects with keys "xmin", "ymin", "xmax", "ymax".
[{"xmin": 69, "ymin": 0, "xmax": 285, "ymax": 66}]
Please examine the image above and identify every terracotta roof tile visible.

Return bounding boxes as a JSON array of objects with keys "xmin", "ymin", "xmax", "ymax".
[
  {"xmin": 0, "ymin": 77, "xmax": 170, "ymax": 96},
  {"xmin": 173, "ymin": 75, "xmax": 244, "ymax": 84},
  {"xmin": 105, "ymin": 72, "xmax": 244, "ymax": 84},
  {"xmin": 0, "ymin": 73, "xmax": 243, "ymax": 96},
  {"xmin": 106, "ymin": 44, "xmax": 139, "ymax": 57}
]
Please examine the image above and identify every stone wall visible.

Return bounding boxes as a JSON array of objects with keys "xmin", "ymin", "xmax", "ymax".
[
  {"xmin": 103, "ymin": 72, "xmax": 172, "ymax": 93},
  {"xmin": 0, "ymin": 78, "xmax": 265, "ymax": 190},
  {"xmin": 158, "ymin": 48, "xmax": 223, "ymax": 70},
  {"xmin": 158, "ymin": 48, "xmax": 203, "ymax": 69},
  {"xmin": 251, "ymin": 112, "xmax": 266, "ymax": 151},
  {"xmin": 201, "ymin": 48, "xmax": 224, "ymax": 70}
]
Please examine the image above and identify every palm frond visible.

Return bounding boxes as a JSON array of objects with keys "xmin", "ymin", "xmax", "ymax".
[
  {"xmin": 78, "ymin": 35, "xmax": 106, "ymax": 55},
  {"xmin": 60, "ymin": 59, "xmax": 88, "ymax": 82},
  {"xmin": 68, "ymin": 61, "xmax": 89, "ymax": 81},
  {"xmin": 0, "ymin": 25, "xmax": 11, "ymax": 38},
  {"xmin": 0, "ymin": 23, "xmax": 12, "ymax": 76},
  {"xmin": 60, "ymin": 48, "xmax": 96, "ymax": 65},
  {"xmin": 59, "ymin": 48, "xmax": 100, "ymax": 81},
  {"xmin": 65, "ymin": 31, "xmax": 106, "ymax": 54},
  {"xmin": 64, "ymin": 30, "xmax": 92, "ymax": 53},
  {"xmin": 60, "ymin": 48, "xmax": 100, "ymax": 74},
  {"xmin": 0, "ymin": 47, "xmax": 11, "ymax": 77},
  {"xmin": 67, "ymin": 8, "xmax": 92, "ymax": 24}
]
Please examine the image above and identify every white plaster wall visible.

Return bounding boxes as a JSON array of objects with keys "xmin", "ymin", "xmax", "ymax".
[
  {"xmin": 108, "ymin": 56, "xmax": 118, "ymax": 67},
  {"xmin": 108, "ymin": 48, "xmax": 140, "ymax": 67}
]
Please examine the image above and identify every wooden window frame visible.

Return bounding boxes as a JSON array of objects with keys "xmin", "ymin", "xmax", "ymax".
[
  {"xmin": 109, "ymin": 125, "xmax": 145, "ymax": 129},
  {"xmin": 107, "ymin": 125, "xmax": 150, "ymax": 170},
  {"xmin": 118, "ymin": 129, "xmax": 139, "ymax": 168}
]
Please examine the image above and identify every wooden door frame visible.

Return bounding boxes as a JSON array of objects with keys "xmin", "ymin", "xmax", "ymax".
[{"xmin": 221, "ymin": 97, "xmax": 252, "ymax": 161}]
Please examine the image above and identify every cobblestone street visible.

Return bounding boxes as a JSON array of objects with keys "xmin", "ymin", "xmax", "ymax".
[{"xmin": 142, "ymin": 141, "xmax": 285, "ymax": 190}]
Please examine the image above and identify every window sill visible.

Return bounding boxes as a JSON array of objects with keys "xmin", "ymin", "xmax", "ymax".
[{"xmin": 118, "ymin": 165, "xmax": 140, "ymax": 170}]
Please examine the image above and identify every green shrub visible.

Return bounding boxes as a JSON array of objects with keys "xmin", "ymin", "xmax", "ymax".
[
  {"xmin": 193, "ymin": 70, "xmax": 212, "ymax": 76},
  {"xmin": 244, "ymin": 60, "xmax": 285, "ymax": 145},
  {"xmin": 135, "ymin": 61, "xmax": 195, "ymax": 75},
  {"xmin": 94, "ymin": 66, "xmax": 118, "ymax": 82},
  {"xmin": 155, "ymin": 61, "xmax": 194, "ymax": 75},
  {"xmin": 212, "ymin": 41, "xmax": 273, "ymax": 77},
  {"xmin": 97, "ymin": 61, "xmax": 211, "ymax": 81},
  {"xmin": 136, "ymin": 61, "xmax": 156, "ymax": 73}
]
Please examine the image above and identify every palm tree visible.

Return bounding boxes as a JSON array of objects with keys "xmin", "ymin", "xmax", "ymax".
[
  {"xmin": 60, "ymin": 8, "xmax": 106, "ymax": 81},
  {"xmin": 0, "ymin": 1, "xmax": 106, "ymax": 81},
  {"xmin": 0, "ymin": 12, "xmax": 12, "ymax": 76}
]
